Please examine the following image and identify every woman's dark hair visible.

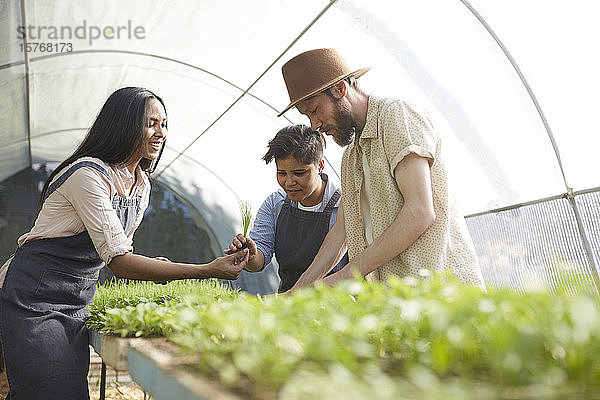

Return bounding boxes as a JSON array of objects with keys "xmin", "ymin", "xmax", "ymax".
[
  {"xmin": 262, "ymin": 124, "xmax": 324, "ymax": 165},
  {"xmin": 40, "ymin": 87, "xmax": 167, "ymax": 201}
]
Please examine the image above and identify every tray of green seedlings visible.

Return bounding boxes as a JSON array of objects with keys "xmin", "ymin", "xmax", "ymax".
[
  {"xmin": 87, "ymin": 279, "xmax": 244, "ymax": 398},
  {"xmin": 87, "ymin": 278, "xmax": 238, "ymax": 337},
  {"xmin": 89, "ymin": 273, "xmax": 600, "ymax": 400}
]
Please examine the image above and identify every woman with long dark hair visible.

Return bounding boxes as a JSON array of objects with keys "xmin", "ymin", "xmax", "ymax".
[{"xmin": 0, "ymin": 87, "xmax": 248, "ymax": 399}]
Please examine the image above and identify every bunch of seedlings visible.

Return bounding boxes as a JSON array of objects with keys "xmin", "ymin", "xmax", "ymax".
[{"xmin": 239, "ymin": 200, "xmax": 253, "ymax": 249}]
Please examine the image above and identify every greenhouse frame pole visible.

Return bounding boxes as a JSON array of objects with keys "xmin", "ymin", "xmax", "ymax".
[
  {"xmin": 155, "ymin": 0, "xmax": 338, "ymax": 178},
  {"xmin": 19, "ymin": 0, "xmax": 33, "ymax": 168},
  {"xmin": 460, "ymin": 0, "xmax": 600, "ymax": 291},
  {"xmin": 567, "ymin": 195, "xmax": 600, "ymax": 294}
]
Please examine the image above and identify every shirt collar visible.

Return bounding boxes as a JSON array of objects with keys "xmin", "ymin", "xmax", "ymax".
[
  {"xmin": 115, "ymin": 164, "xmax": 135, "ymax": 183},
  {"xmin": 113, "ymin": 164, "xmax": 147, "ymax": 195},
  {"xmin": 358, "ymin": 94, "xmax": 380, "ymax": 142},
  {"xmin": 320, "ymin": 173, "xmax": 341, "ymax": 209}
]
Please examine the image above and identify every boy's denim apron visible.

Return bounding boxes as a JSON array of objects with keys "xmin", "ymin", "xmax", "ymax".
[{"xmin": 0, "ymin": 161, "xmax": 143, "ymax": 399}]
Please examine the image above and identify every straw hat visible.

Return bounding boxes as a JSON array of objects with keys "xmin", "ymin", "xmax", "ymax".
[{"xmin": 278, "ymin": 48, "xmax": 370, "ymax": 117}]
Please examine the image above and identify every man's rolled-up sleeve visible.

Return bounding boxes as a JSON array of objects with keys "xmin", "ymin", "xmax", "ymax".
[{"xmin": 382, "ymin": 100, "xmax": 437, "ymax": 177}]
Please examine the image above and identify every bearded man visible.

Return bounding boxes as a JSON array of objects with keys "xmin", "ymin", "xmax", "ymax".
[{"xmin": 277, "ymin": 48, "xmax": 485, "ymax": 290}]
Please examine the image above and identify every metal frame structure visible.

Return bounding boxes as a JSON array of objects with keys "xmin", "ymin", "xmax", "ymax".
[{"xmin": 3, "ymin": 0, "xmax": 598, "ymax": 294}]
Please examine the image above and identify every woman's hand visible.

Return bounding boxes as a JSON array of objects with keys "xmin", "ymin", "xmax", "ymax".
[
  {"xmin": 211, "ymin": 249, "xmax": 249, "ymax": 280},
  {"xmin": 224, "ymin": 234, "xmax": 258, "ymax": 261},
  {"xmin": 224, "ymin": 234, "xmax": 264, "ymax": 272}
]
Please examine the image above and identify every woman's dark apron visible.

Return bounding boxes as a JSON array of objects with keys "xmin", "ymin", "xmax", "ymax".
[
  {"xmin": 0, "ymin": 161, "xmax": 143, "ymax": 399},
  {"xmin": 274, "ymin": 188, "xmax": 349, "ymax": 293}
]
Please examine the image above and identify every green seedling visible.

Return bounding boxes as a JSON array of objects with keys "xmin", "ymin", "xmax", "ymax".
[{"xmin": 239, "ymin": 200, "xmax": 252, "ymax": 250}]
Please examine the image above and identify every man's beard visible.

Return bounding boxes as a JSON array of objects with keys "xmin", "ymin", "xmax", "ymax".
[{"xmin": 331, "ymin": 103, "xmax": 356, "ymax": 147}]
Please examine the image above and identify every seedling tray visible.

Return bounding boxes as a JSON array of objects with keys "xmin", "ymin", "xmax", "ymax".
[
  {"xmin": 128, "ymin": 338, "xmax": 242, "ymax": 400},
  {"xmin": 89, "ymin": 329, "xmax": 135, "ymax": 371}
]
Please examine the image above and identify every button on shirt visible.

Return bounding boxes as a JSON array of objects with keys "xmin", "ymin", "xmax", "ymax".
[
  {"xmin": 341, "ymin": 95, "xmax": 485, "ymax": 288},
  {"xmin": 0, "ymin": 157, "xmax": 150, "ymax": 287}
]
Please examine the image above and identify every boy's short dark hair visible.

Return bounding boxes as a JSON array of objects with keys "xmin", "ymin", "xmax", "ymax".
[{"xmin": 262, "ymin": 124, "xmax": 324, "ymax": 165}]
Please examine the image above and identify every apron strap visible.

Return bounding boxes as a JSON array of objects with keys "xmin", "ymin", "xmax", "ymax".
[
  {"xmin": 323, "ymin": 188, "xmax": 341, "ymax": 214},
  {"xmin": 44, "ymin": 161, "xmax": 110, "ymax": 201},
  {"xmin": 283, "ymin": 194, "xmax": 291, "ymax": 206}
]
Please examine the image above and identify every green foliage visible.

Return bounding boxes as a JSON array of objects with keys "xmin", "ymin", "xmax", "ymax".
[
  {"xmin": 239, "ymin": 200, "xmax": 252, "ymax": 237},
  {"xmin": 87, "ymin": 279, "xmax": 237, "ymax": 335},
  {"xmin": 88, "ymin": 272, "xmax": 600, "ymax": 399}
]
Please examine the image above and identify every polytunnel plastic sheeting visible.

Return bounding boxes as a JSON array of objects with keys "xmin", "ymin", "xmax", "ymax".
[
  {"xmin": 31, "ymin": 129, "xmax": 86, "ymax": 164},
  {"xmin": 1, "ymin": 1, "xmax": 327, "ymax": 86},
  {"xmin": 468, "ymin": 0, "xmax": 600, "ymax": 192},
  {"xmin": 25, "ymin": 52, "xmax": 246, "ymax": 153},
  {"xmin": 576, "ymin": 192, "xmax": 600, "ymax": 268},
  {"xmin": 466, "ymin": 196, "xmax": 600, "ymax": 296},
  {"xmin": 249, "ymin": 0, "xmax": 587, "ymax": 212},
  {"xmin": 156, "ymin": 151, "xmax": 237, "ymax": 253},
  {"xmin": 158, "ymin": 92, "xmax": 342, "ymax": 214},
  {"xmin": 3, "ymin": 0, "xmax": 597, "ymax": 212},
  {"xmin": 0, "ymin": 66, "xmax": 28, "ymax": 182},
  {"xmin": 0, "ymin": 0, "xmax": 22, "ymax": 66},
  {"xmin": 1, "ymin": 0, "xmax": 599, "ymax": 294}
]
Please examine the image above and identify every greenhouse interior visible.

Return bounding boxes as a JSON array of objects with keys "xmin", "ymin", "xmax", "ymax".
[{"xmin": 1, "ymin": 0, "xmax": 599, "ymax": 399}]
